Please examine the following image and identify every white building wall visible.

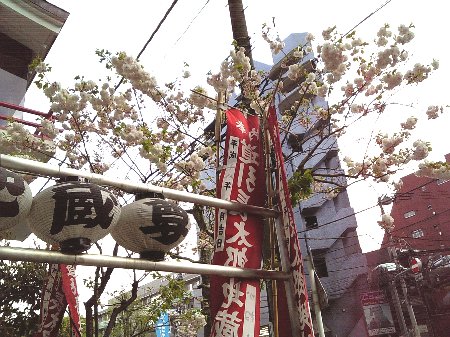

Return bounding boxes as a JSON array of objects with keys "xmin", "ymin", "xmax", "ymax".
[
  {"xmin": 0, "ymin": 68, "xmax": 26, "ymax": 125},
  {"xmin": 257, "ymin": 32, "xmax": 368, "ymax": 336}
]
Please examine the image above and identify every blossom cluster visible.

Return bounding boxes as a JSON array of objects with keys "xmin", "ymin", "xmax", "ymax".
[
  {"xmin": 416, "ymin": 161, "xmax": 450, "ymax": 180},
  {"xmin": 0, "ymin": 122, "xmax": 56, "ymax": 162},
  {"xmin": 172, "ymin": 309, "xmax": 207, "ymax": 337},
  {"xmin": 262, "ymin": 23, "xmax": 285, "ymax": 55},
  {"xmin": 111, "ymin": 53, "xmax": 163, "ymax": 101},
  {"xmin": 426, "ymin": 105, "xmax": 442, "ymax": 119},
  {"xmin": 21, "ymin": 53, "xmax": 216, "ymax": 188},
  {"xmin": 378, "ymin": 214, "xmax": 395, "ymax": 231}
]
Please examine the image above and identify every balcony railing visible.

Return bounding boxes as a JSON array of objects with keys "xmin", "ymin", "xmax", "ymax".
[
  {"xmin": 0, "ymin": 100, "xmax": 56, "ymax": 162},
  {"xmin": 0, "ymin": 100, "xmax": 54, "ymax": 134}
]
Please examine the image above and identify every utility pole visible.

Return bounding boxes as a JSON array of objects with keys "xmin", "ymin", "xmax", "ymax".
[
  {"xmin": 227, "ymin": 0, "xmax": 254, "ymax": 67},
  {"xmin": 392, "ymin": 247, "xmax": 420, "ymax": 337},
  {"xmin": 377, "ymin": 197, "xmax": 409, "ymax": 337},
  {"xmin": 305, "ymin": 235, "xmax": 326, "ymax": 337},
  {"xmin": 378, "ymin": 196, "xmax": 420, "ymax": 337},
  {"xmin": 399, "ymin": 277, "xmax": 421, "ymax": 337},
  {"xmin": 389, "ymin": 278, "xmax": 408, "ymax": 336}
]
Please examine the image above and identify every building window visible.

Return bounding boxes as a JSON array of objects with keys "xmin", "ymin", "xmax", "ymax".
[
  {"xmin": 411, "ymin": 229, "xmax": 424, "ymax": 238},
  {"xmin": 427, "ymin": 205, "xmax": 433, "ymax": 210},
  {"xmin": 437, "ymin": 179, "xmax": 449, "ymax": 185},
  {"xmin": 313, "ymin": 255, "xmax": 328, "ymax": 278},
  {"xmin": 287, "ymin": 133, "xmax": 304, "ymax": 152},
  {"xmin": 403, "ymin": 210, "xmax": 416, "ymax": 219},
  {"xmin": 305, "ymin": 215, "xmax": 318, "ymax": 230}
]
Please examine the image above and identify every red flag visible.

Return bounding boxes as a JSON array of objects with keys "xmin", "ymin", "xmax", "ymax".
[
  {"xmin": 267, "ymin": 106, "xmax": 314, "ymax": 337},
  {"xmin": 60, "ymin": 264, "xmax": 81, "ymax": 337},
  {"xmin": 33, "ymin": 264, "xmax": 66, "ymax": 337},
  {"xmin": 34, "ymin": 264, "xmax": 81, "ymax": 337},
  {"xmin": 210, "ymin": 109, "xmax": 265, "ymax": 337}
]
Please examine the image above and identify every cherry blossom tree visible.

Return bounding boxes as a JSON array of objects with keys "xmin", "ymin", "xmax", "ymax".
[{"xmin": 0, "ymin": 20, "xmax": 448, "ymax": 337}]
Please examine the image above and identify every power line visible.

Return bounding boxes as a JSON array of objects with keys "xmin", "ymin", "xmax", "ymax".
[
  {"xmin": 296, "ymin": 178, "xmax": 438, "ymax": 234},
  {"xmin": 341, "ymin": 0, "xmax": 392, "ymax": 39},
  {"xmin": 136, "ymin": 0, "xmax": 180, "ymax": 60},
  {"xmin": 114, "ymin": 0, "xmax": 180, "ymax": 91},
  {"xmin": 390, "ymin": 208, "xmax": 450, "ymax": 234},
  {"xmin": 173, "ymin": 0, "xmax": 211, "ymax": 46}
]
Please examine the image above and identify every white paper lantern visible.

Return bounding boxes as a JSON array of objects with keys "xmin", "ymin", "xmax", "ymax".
[
  {"xmin": 0, "ymin": 168, "xmax": 32, "ymax": 231},
  {"xmin": 28, "ymin": 177, "xmax": 121, "ymax": 253},
  {"xmin": 111, "ymin": 197, "xmax": 190, "ymax": 261}
]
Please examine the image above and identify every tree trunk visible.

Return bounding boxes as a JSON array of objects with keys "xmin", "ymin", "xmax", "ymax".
[{"xmin": 227, "ymin": 0, "xmax": 254, "ymax": 67}]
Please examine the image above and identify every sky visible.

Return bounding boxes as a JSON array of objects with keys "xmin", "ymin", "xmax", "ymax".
[{"xmin": 12, "ymin": 0, "xmax": 450, "ymax": 307}]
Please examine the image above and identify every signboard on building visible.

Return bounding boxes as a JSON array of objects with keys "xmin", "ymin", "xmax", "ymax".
[
  {"xmin": 155, "ymin": 312, "xmax": 170, "ymax": 337},
  {"xmin": 361, "ymin": 291, "xmax": 395, "ymax": 336}
]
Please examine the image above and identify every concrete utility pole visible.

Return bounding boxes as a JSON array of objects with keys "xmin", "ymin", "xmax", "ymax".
[{"xmin": 305, "ymin": 235, "xmax": 326, "ymax": 337}]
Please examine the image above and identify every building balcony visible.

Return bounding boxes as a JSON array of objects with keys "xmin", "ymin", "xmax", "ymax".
[
  {"xmin": 0, "ymin": 100, "xmax": 56, "ymax": 162},
  {"xmin": 0, "ymin": 0, "xmax": 69, "ymax": 86}
]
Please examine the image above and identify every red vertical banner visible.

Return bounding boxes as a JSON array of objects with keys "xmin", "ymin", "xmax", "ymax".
[
  {"xmin": 60, "ymin": 264, "xmax": 81, "ymax": 337},
  {"xmin": 267, "ymin": 106, "xmax": 315, "ymax": 337},
  {"xmin": 34, "ymin": 264, "xmax": 81, "ymax": 337},
  {"xmin": 34, "ymin": 264, "xmax": 67, "ymax": 337},
  {"xmin": 210, "ymin": 109, "xmax": 265, "ymax": 337}
]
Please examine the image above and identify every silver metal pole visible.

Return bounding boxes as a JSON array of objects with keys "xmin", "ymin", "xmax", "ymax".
[
  {"xmin": 0, "ymin": 154, "xmax": 278, "ymax": 218},
  {"xmin": 0, "ymin": 246, "xmax": 289, "ymax": 280},
  {"xmin": 304, "ymin": 235, "xmax": 326, "ymax": 337},
  {"xmin": 391, "ymin": 246, "xmax": 420, "ymax": 337},
  {"xmin": 390, "ymin": 279, "xmax": 408, "ymax": 336},
  {"xmin": 274, "ymin": 216, "xmax": 301, "ymax": 335},
  {"xmin": 400, "ymin": 276, "xmax": 420, "ymax": 337}
]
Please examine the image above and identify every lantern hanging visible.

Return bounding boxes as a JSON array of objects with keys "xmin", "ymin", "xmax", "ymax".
[
  {"xmin": 27, "ymin": 176, "xmax": 121, "ymax": 253},
  {"xmin": 111, "ymin": 195, "xmax": 190, "ymax": 261},
  {"xmin": 0, "ymin": 168, "xmax": 33, "ymax": 231}
]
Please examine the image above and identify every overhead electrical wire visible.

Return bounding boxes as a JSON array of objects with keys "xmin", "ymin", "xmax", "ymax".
[
  {"xmin": 296, "ymin": 178, "xmax": 439, "ymax": 234},
  {"xmin": 173, "ymin": 0, "xmax": 211, "ymax": 46},
  {"xmin": 114, "ymin": 0, "xmax": 180, "ymax": 91},
  {"xmin": 390, "ymin": 208, "xmax": 450, "ymax": 234}
]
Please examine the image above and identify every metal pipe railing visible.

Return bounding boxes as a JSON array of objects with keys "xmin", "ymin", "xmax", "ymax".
[
  {"xmin": 0, "ymin": 154, "xmax": 279, "ymax": 218},
  {"xmin": 0, "ymin": 100, "xmax": 52, "ymax": 118},
  {"xmin": 0, "ymin": 246, "xmax": 289, "ymax": 280},
  {"xmin": 0, "ymin": 114, "xmax": 42, "ymax": 128}
]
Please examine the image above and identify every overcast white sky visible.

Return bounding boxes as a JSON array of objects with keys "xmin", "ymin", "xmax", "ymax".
[{"xmin": 16, "ymin": 0, "xmax": 450, "ymax": 305}]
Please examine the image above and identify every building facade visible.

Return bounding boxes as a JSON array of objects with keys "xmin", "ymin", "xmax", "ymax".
[
  {"xmin": 0, "ymin": 0, "xmax": 68, "ymax": 123},
  {"xmin": 257, "ymin": 33, "xmax": 369, "ymax": 337},
  {"xmin": 0, "ymin": 0, "xmax": 68, "ymax": 241},
  {"xmin": 383, "ymin": 153, "xmax": 450, "ymax": 251},
  {"xmin": 98, "ymin": 273, "xmax": 203, "ymax": 337},
  {"xmin": 374, "ymin": 153, "xmax": 450, "ymax": 336}
]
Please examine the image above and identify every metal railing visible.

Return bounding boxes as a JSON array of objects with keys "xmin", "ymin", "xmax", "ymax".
[{"xmin": 0, "ymin": 100, "xmax": 53, "ymax": 134}]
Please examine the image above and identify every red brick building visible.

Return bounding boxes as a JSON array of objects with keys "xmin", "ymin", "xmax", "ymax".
[{"xmin": 383, "ymin": 154, "xmax": 450, "ymax": 251}]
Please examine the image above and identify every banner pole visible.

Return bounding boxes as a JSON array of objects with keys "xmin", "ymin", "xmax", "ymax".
[
  {"xmin": 214, "ymin": 91, "xmax": 223, "ymax": 181},
  {"xmin": 0, "ymin": 154, "xmax": 277, "ymax": 218},
  {"xmin": 274, "ymin": 215, "xmax": 302, "ymax": 335},
  {"xmin": 262, "ymin": 107, "xmax": 280, "ymax": 337},
  {"xmin": 305, "ymin": 235, "xmax": 326, "ymax": 337}
]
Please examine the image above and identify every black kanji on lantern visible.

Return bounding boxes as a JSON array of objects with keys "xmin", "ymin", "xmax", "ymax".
[
  {"xmin": 0, "ymin": 168, "xmax": 26, "ymax": 217},
  {"xmin": 50, "ymin": 183, "xmax": 117, "ymax": 235},
  {"xmin": 139, "ymin": 201, "xmax": 189, "ymax": 245}
]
